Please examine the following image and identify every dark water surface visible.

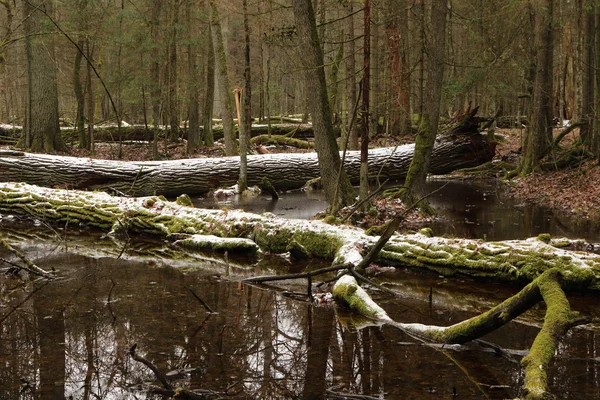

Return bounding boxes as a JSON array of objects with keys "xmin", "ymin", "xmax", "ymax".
[
  {"xmin": 1, "ymin": 250, "xmax": 598, "ymax": 400},
  {"xmin": 193, "ymin": 179, "xmax": 600, "ymax": 243},
  {"xmin": 0, "ymin": 179, "xmax": 599, "ymax": 399}
]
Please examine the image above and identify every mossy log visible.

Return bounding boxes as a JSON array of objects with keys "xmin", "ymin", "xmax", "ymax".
[
  {"xmin": 0, "ymin": 123, "xmax": 323, "ymax": 145},
  {"xmin": 57, "ymin": 123, "xmax": 322, "ymax": 143},
  {"xmin": 0, "ymin": 134, "xmax": 495, "ymax": 197},
  {"xmin": 249, "ymin": 134, "xmax": 315, "ymax": 149},
  {"xmin": 0, "ymin": 182, "xmax": 599, "ymax": 291},
  {"xmin": 333, "ymin": 271, "xmax": 588, "ymax": 400}
]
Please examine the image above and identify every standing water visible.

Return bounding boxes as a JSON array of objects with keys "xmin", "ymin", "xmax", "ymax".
[{"xmin": 0, "ymin": 178, "xmax": 599, "ymax": 399}]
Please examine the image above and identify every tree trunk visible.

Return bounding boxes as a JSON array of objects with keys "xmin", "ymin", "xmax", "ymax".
[
  {"xmin": 0, "ymin": 134, "xmax": 494, "ymax": 196},
  {"xmin": 238, "ymin": 0, "xmax": 252, "ymax": 191},
  {"xmin": 85, "ymin": 39, "xmax": 95, "ymax": 154},
  {"xmin": 521, "ymin": 0, "xmax": 554, "ymax": 175},
  {"xmin": 20, "ymin": 0, "xmax": 66, "ymax": 153},
  {"xmin": 344, "ymin": 1, "xmax": 359, "ymax": 150},
  {"xmin": 291, "ymin": 0, "xmax": 356, "ymax": 212},
  {"xmin": 204, "ymin": 22, "xmax": 215, "ymax": 147},
  {"xmin": 401, "ymin": 0, "xmax": 447, "ymax": 208},
  {"xmin": 186, "ymin": 0, "xmax": 201, "ymax": 153},
  {"xmin": 167, "ymin": 1, "xmax": 180, "ymax": 143},
  {"xmin": 150, "ymin": 0, "xmax": 162, "ymax": 159},
  {"xmin": 73, "ymin": 39, "xmax": 86, "ymax": 149},
  {"xmin": 209, "ymin": 1, "xmax": 237, "ymax": 156},
  {"xmin": 0, "ymin": 182, "xmax": 597, "ymax": 292},
  {"xmin": 359, "ymin": 0, "xmax": 371, "ymax": 209},
  {"xmin": 580, "ymin": 1, "xmax": 595, "ymax": 148}
]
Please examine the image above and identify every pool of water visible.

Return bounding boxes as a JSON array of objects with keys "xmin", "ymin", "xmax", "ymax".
[
  {"xmin": 0, "ymin": 250, "xmax": 598, "ymax": 399},
  {"xmin": 192, "ymin": 178, "xmax": 600, "ymax": 243},
  {"xmin": 1, "ymin": 178, "xmax": 599, "ymax": 399}
]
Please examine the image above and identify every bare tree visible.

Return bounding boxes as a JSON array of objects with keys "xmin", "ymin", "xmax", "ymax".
[{"xmin": 291, "ymin": 0, "xmax": 356, "ymax": 212}]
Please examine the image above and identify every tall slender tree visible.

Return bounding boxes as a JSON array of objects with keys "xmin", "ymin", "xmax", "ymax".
[
  {"xmin": 292, "ymin": 0, "xmax": 356, "ymax": 212},
  {"xmin": 344, "ymin": 1, "xmax": 359, "ymax": 150},
  {"xmin": 399, "ymin": 0, "xmax": 448, "ymax": 211},
  {"xmin": 203, "ymin": 22, "xmax": 215, "ymax": 147},
  {"xmin": 521, "ymin": 0, "xmax": 554, "ymax": 175},
  {"xmin": 186, "ymin": 0, "xmax": 201, "ymax": 153},
  {"xmin": 20, "ymin": 0, "xmax": 66, "ymax": 153},
  {"xmin": 209, "ymin": 0, "xmax": 237, "ymax": 156}
]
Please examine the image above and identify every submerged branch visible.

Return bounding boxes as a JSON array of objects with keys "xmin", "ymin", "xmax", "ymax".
[{"xmin": 0, "ymin": 238, "xmax": 55, "ymax": 279}]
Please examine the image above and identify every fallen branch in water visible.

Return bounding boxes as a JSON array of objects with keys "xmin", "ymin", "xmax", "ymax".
[
  {"xmin": 128, "ymin": 344, "xmax": 220, "ymax": 399},
  {"xmin": 332, "ymin": 269, "xmax": 597, "ymax": 400},
  {"xmin": 0, "ymin": 238, "xmax": 55, "ymax": 279}
]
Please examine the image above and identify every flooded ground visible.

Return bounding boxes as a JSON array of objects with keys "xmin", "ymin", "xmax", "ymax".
[
  {"xmin": 193, "ymin": 178, "xmax": 600, "ymax": 243},
  {"xmin": 1, "ymin": 179, "xmax": 599, "ymax": 399},
  {"xmin": 0, "ymin": 246, "xmax": 599, "ymax": 400}
]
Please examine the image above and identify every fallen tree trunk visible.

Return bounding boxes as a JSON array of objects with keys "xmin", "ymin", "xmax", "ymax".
[
  {"xmin": 58, "ymin": 123, "xmax": 324, "ymax": 142},
  {"xmin": 0, "ymin": 123, "xmax": 323, "ymax": 145},
  {"xmin": 0, "ymin": 182, "xmax": 598, "ymax": 291},
  {"xmin": 0, "ymin": 134, "xmax": 495, "ymax": 196}
]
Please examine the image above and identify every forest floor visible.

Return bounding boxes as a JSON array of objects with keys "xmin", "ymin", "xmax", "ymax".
[{"xmin": 496, "ymin": 128, "xmax": 600, "ymax": 220}]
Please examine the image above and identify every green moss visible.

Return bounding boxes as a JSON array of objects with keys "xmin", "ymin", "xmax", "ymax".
[
  {"xmin": 365, "ymin": 224, "xmax": 386, "ymax": 236},
  {"xmin": 143, "ymin": 198, "xmax": 156, "ymax": 208},
  {"xmin": 253, "ymin": 226, "xmax": 294, "ymax": 253},
  {"xmin": 332, "ymin": 275, "xmax": 390, "ymax": 321},
  {"xmin": 286, "ymin": 240, "xmax": 311, "ymax": 260},
  {"xmin": 537, "ymin": 233, "xmax": 552, "ymax": 244},
  {"xmin": 418, "ymin": 227, "xmax": 433, "ymax": 237},
  {"xmin": 175, "ymin": 194, "xmax": 194, "ymax": 207},
  {"xmin": 321, "ymin": 215, "xmax": 338, "ymax": 224},
  {"xmin": 291, "ymin": 230, "xmax": 343, "ymax": 259}
]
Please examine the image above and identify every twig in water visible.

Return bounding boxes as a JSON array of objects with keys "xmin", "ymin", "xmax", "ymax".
[
  {"xmin": 0, "ymin": 239, "xmax": 55, "ymax": 279},
  {"xmin": 188, "ymin": 288, "xmax": 216, "ymax": 314},
  {"xmin": 128, "ymin": 344, "xmax": 173, "ymax": 390}
]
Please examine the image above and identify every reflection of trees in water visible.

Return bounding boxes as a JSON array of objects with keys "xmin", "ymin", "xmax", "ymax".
[{"xmin": 0, "ymin": 253, "xmax": 599, "ymax": 398}]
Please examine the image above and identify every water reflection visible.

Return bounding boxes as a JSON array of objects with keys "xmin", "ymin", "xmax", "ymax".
[
  {"xmin": 191, "ymin": 180, "xmax": 600, "ymax": 243},
  {"xmin": 1, "ymin": 253, "xmax": 598, "ymax": 399},
  {"xmin": 426, "ymin": 179, "xmax": 600, "ymax": 242}
]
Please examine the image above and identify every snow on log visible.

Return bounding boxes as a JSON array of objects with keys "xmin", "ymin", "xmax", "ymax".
[
  {"xmin": 332, "ymin": 275, "xmax": 393, "ymax": 322},
  {"xmin": 0, "ymin": 182, "xmax": 599, "ymax": 290},
  {"xmin": 0, "ymin": 134, "xmax": 494, "ymax": 196}
]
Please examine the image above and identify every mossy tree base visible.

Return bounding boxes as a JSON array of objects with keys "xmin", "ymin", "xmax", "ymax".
[
  {"xmin": 333, "ymin": 270, "xmax": 592, "ymax": 400},
  {"xmin": 0, "ymin": 183, "xmax": 599, "ymax": 291}
]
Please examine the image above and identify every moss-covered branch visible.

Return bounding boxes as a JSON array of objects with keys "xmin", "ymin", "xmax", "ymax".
[{"xmin": 333, "ymin": 270, "xmax": 588, "ymax": 399}]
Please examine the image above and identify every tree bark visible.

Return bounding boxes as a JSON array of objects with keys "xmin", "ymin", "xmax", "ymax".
[
  {"xmin": 73, "ymin": 38, "xmax": 86, "ymax": 149},
  {"xmin": 401, "ymin": 0, "xmax": 447, "ymax": 208},
  {"xmin": 359, "ymin": 0, "xmax": 371, "ymax": 208},
  {"xmin": 209, "ymin": 1, "xmax": 237, "ymax": 156},
  {"xmin": 344, "ymin": 1, "xmax": 359, "ymax": 150},
  {"xmin": 167, "ymin": 1, "xmax": 180, "ymax": 142},
  {"xmin": 292, "ymin": 0, "xmax": 356, "ymax": 212},
  {"xmin": 521, "ymin": 0, "xmax": 554, "ymax": 175},
  {"xmin": 0, "ymin": 134, "xmax": 494, "ymax": 196},
  {"xmin": 203, "ymin": 22, "xmax": 215, "ymax": 147},
  {"xmin": 20, "ymin": 0, "xmax": 66, "ymax": 153},
  {"xmin": 186, "ymin": 0, "xmax": 201, "ymax": 153}
]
